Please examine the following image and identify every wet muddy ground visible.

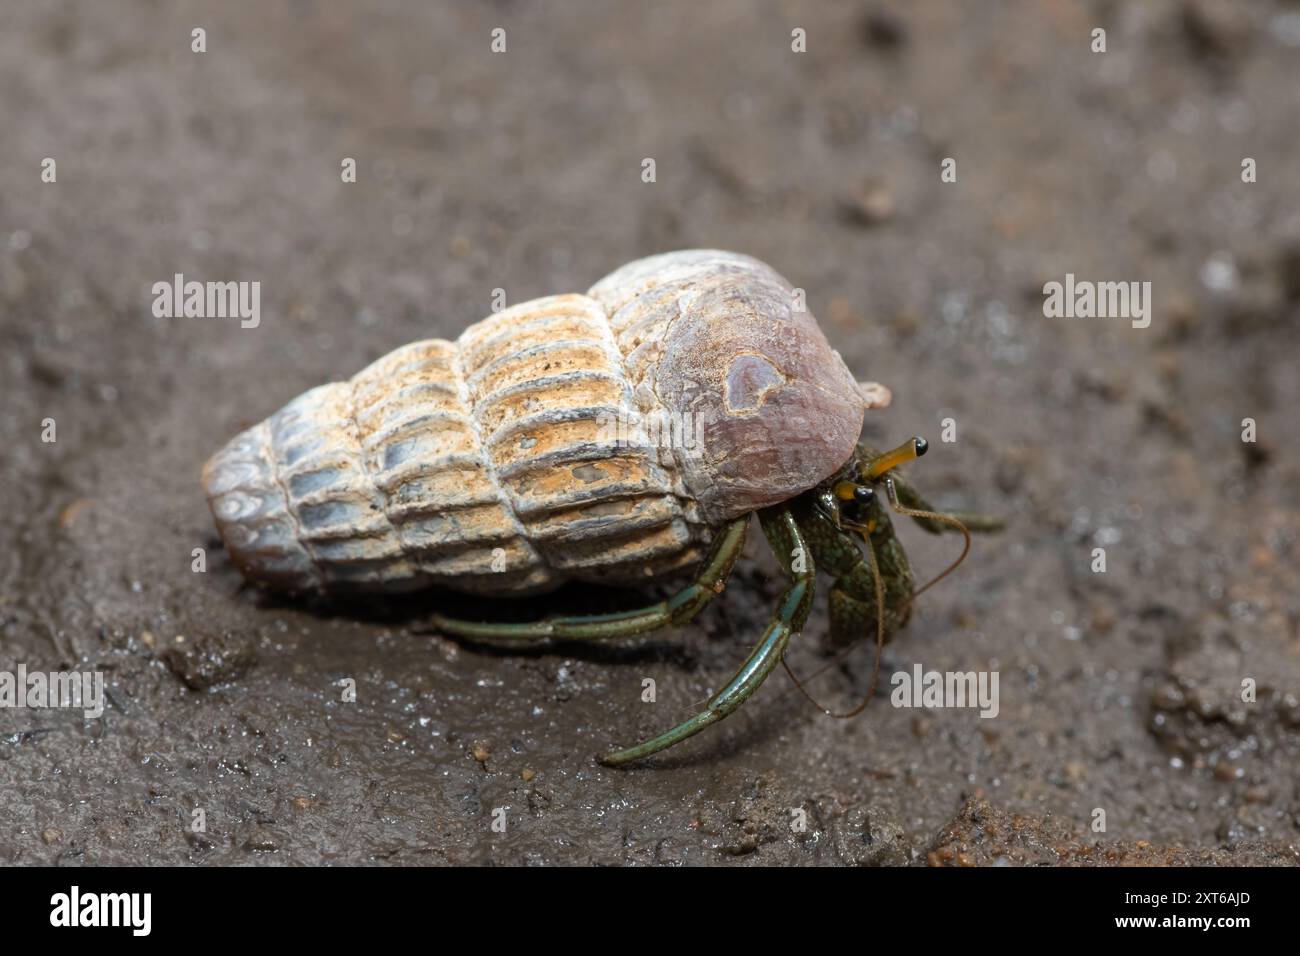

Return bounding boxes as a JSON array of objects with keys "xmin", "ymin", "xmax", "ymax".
[{"xmin": 2, "ymin": 1, "xmax": 1298, "ymax": 865}]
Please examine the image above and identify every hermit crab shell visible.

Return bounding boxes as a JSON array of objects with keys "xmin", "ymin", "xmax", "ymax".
[{"xmin": 202, "ymin": 250, "xmax": 866, "ymax": 595}]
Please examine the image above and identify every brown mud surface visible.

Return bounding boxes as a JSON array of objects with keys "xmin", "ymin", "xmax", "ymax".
[{"xmin": 1, "ymin": 1, "xmax": 1298, "ymax": 865}]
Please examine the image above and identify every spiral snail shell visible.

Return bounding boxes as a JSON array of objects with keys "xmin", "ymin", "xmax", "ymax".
[{"xmin": 202, "ymin": 250, "xmax": 874, "ymax": 596}]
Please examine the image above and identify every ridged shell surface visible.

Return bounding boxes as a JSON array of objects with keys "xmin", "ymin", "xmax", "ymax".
[{"xmin": 202, "ymin": 250, "xmax": 865, "ymax": 594}]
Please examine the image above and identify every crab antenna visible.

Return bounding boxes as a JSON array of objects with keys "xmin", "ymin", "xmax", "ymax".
[
  {"xmin": 884, "ymin": 477, "xmax": 971, "ymax": 602},
  {"xmin": 865, "ymin": 436, "xmax": 928, "ymax": 480}
]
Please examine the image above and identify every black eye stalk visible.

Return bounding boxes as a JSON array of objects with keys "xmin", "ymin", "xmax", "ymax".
[{"xmin": 853, "ymin": 485, "xmax": 875, "ymax": 505}]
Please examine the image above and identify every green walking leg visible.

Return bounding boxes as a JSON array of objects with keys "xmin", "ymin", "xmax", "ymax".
[
  {"xmin": 890, "ymin": 473, "xmax": 1005, "ymax": 535},
  {"xmin": 427, "ymin": 517, "xmax": 749, "ymax": 642},
  {"xmin": 600, "ymin": 507, "xmax": 815, "ymax": 766}
]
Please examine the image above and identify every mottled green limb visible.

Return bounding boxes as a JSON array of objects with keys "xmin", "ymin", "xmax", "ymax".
[
  {"xmin": 797, "ymin": 500, "xmax": 913, "ymax": 647},
  {"xmin": 600, "ymin": 508, "xmax": 814, "ymax": 766},
  {"xmin": 428, "ymin": 517, "xmax": 748, "ymax": 642}
]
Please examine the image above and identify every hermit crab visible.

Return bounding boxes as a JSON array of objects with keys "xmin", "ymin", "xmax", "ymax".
[{"xmin": 202, "ymin": 250, "xmax": 1000, "ymax": 764}]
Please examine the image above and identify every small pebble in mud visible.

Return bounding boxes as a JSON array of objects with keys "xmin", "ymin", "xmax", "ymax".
[
  {"xmin": 1213, "ymin": 761, "xmax": 1244, "ymax": 782},
  {"xmin": 553, "ymin": 664, "xmax": 579, "ymax": 701},
  {"xmin": 1241, "ymin": 436, "xmax": 1272, "ymax": 470},
  {"xmin": 243, "ymin": 831, "xmax": 279, "ymax": 852},
  {"xmin": 41, "ymin": 828, "xmax": 63, "ymax": 845},
  {"xmin": 843, "ymin": 180, "xmax": 895, "ymax": 226},
  {"xmin": 159, "ymin": 630, "xmax": 256, "ymax": 691},
  {"xmin": 861, "ymin": 10, "xmax": 907, "ymax": 50},
  {"xmin": 470, "ymin": 742, "xmax": 491, "ymax": 764},
  {"xmin": 521, "ymin": 768, "xmax": 536, "ymax": 782},
  {"xmin": 1181, "ymin": 0, "xmax": 1254, "ymax": 61},
  {"xmin": 56, "ymin": 497, "xmax": 91, "ymax": 530}
]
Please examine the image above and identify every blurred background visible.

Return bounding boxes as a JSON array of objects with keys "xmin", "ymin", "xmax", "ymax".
[{"xmin": 1, "ymin": 0, "xmax": 1297, "ymax": 864}]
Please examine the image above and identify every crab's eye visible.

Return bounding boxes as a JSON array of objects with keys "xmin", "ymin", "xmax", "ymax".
[
  {"xmin": 853, "ymin": 485, "xmax": 875, "ymax": 505},
  {"xmin": 833, "ymin": 480, "xmax": 858, "ymax": 503}
]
